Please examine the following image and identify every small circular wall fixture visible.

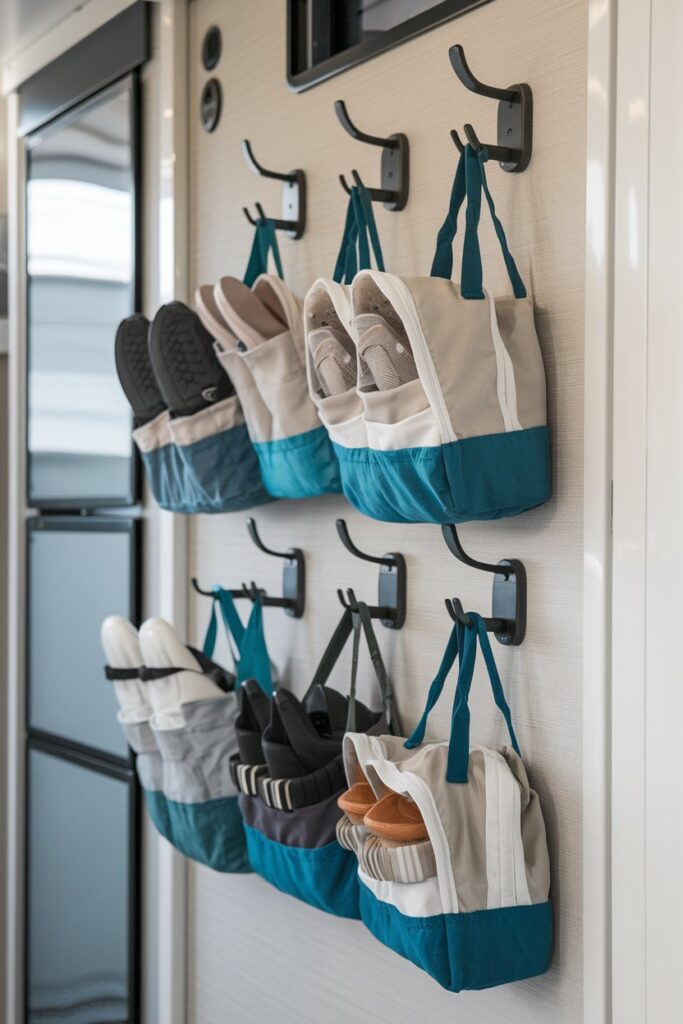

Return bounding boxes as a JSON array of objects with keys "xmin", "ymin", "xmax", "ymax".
[
  {"xmin": 202, "ymin": 25, "xmax": 222, "ymax": 70},
  {"xmin": 200, "ymin": 78, "xmax": 222, "ymax": 133}
]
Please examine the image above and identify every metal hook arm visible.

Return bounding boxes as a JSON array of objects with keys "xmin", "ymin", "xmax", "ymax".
[
  {"xmin": 441, "ymin": 525, "xmax": 511, "ymax": 579},
  {"xmin": 448, "ymin": 45, "xmax": 518, "ymax": 104},
  {"xmin": 241, "ymin": 139, "xmax": 295, "ymax": 183},
  {"xmin": 246, "ymin": 517, "xmax": 292, "ymax": 561},
  {"xmin": 191, "ymin": 577, "xmax": 215, "ymax": 597},
  {"xmin": 450, "ymin": 129, "xmax": 465, "ymax": 153},
  {"xmin": 334, "ymin": 100, "xmax": 398, "ymax": 150},
  {"xmin": 445, "ymin": 597, "xmax": 508, "ymax": 633},
  {"xmin": 463, "ymin": 123, "xmax": 516, "ymax": 163},
  {"xmin": 336, "ymin": 519, "xmax": 395, "ymax": 568},
  {"xmin": 243, "ymin": 205, "xmax": 259, "ymax": 226},
  {"xmin": 339, "ymin": 173, "xmax": 352, "ymax": 195}
]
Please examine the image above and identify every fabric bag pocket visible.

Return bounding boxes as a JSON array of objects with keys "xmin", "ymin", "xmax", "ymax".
[
  {"xmin": 169, "ymin": 397, "xmax": 270, "ymax": 514},
  {"xmin": 153, "ymin": 696, "xmax": 250, "ymax": 873},
  {"xmin": 239, "ymin": 791, "xmax": 360, "ymax": 918},
  {"xmin": 120, "ymin": 719, "xmax": 174, "ymax": 845},
  {"xmin": 133, "ymin": 411, "xmax": 195, "ymax": 513}
]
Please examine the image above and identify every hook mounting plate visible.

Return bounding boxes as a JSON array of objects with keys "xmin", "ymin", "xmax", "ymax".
[{"xmin": 492, "ymin": 559, "xmax": 526, "ymax": 645}]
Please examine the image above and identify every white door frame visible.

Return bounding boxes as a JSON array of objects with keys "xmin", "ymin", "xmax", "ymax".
[{"xmin": 2, "ymin": 3, "xmax": 189, "ymax": 1023}]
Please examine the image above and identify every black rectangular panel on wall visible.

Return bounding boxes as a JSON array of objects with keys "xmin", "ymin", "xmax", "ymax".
[
  {"xmin": 27, "ymin": 516, "xmax": 139, "ymax": 760},
  {"xmin": 26, "ymin": 742, "xmax": 139, "ymax": 1024}
]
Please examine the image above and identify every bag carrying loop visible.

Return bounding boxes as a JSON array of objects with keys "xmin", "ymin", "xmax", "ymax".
[
  {"xmin": 403, "ymin": 620, "xmax": 464, "ymax": 749},
  {"xmin": 243, "ymin": 217, "xmax": 284, "ymax": 287},
  {"xmin": 202, "ymin": 586, "xmax": 273, "ymax": 695},
  {"xmin": 447, "ymin": 612, "xmax": 521, "ymax": 783},
  {"xmin": 347, "ymin": 601, "xmax": 399, "ymax": 734},
  {"xmin": 430, "ymin": 144, "xmax": 527, "ymax": 300},
  {"xmin": 333, "ymin": 184, "xmax": 385, "ymax": 285}
]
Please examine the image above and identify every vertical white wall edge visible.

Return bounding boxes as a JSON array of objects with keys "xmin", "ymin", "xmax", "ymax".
[
  {"xmin": 5, "ymin": 89, "xmax": 26, "ymax": 1024},
  {"xmin": 583, "ymin": 0, "xmax": 615, "ymax": 1020},
  {"xmin": 152, "ymin": 2, "xmax": 190, "ymax": 1023}
]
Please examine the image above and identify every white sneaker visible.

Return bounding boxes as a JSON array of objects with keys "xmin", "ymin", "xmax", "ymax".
[
  {"xmin": 100, "ymin": 616, "xmax": 151, "ymax": 725},
  {"xmin": 138, "ymin": 617, "xmax": 226, "ymax": 730}
]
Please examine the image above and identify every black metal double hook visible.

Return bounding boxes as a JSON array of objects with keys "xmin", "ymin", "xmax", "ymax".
[
  {"xmin": 448, "ymin": 44, "xmax": 533, "ymax": 173},
  {"xmin": 192, "ymin": 517, "xmax": 305, "ymax": 618},
  {"xmin": 241, "ymin": 139, "xmax": 306, "ymax": 239},
  {"xmin": 441, "ymin": 524, "xmax": 526, "ymax": 646},
  {"xmin": 335, "ymin": 519, "xmax": 406, "ymax": 629},
  {"xmin": 335, "ymin": 100, "xmax": 409, "ymax": 212}
]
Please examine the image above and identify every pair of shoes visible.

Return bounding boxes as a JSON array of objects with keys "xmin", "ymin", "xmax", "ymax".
[
  {"xmin": 115, "ymin": 302, "xmax": 234, "ymax": 426},
  {"xmin": 306, "ymin": 283, "xmax": 419, "ymax": 399},
  {"xmin": 101, "ymin": 616, "xmax": 232, "ymax": 731},
  {"xmin": 338, "ymin": 772, "xmax": 428, "ymax": 844},
  {"xmin": 197, "ymin": 276, "xmax": 293, "ymax": 355}
]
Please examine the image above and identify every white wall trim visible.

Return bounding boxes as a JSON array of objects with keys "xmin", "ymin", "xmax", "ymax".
[
  {"xmin": 583, "ymin": 2, "xmax": 616, "ymax": 1021},
  {"xmin": 150, "ymin": 3, "xmax": 189, "ymax": 1022},
  {"xmin": 4, "ymin": 88, "xmax": 27, "ymax": 1024},
  {"xmin": 610, "ymin": 0, "xmax": 651, "ymax": 1021},
  {"xmin": 0, "ymin": 0, "xmax": 139, "ymax": 96}
]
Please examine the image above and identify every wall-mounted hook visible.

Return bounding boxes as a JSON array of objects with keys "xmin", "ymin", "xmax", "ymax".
[
  {"xmin": 241, "ymin": 139, "xmax": 306, "ymax": 239},
  {"xmin": 191, "ymin": 578, "xmax": 251, "ymax": 600},
  {"xmin": 246, "ymin": 517, "xmax": 305, "ymax": 618},
  {"xmin": 441, "ymin": 524, "xmax": 526, "ymax": 645},
  {"xmin": 336, "ymin": 519, "xmax": 406, "ymax": 629},
  {"xmin": 334, "ymin": 100, "xmax": 409, "ymax": 212},
  {"xmin": 448, "ymin": 43, "xmax": 533, "ymax": 173},
  {"xmin": 191, "ymin": 519, "xmax": 305, "ymax": 617}
]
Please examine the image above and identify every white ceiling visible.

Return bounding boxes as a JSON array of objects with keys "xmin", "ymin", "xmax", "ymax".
[{"xmin": 0, "ymin": 0, "xmax": 84, "ymax": 65}]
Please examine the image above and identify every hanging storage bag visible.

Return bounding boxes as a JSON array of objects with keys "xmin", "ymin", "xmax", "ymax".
[
  {"xmin": 303, "ymin": 186, "xmax": 385, "ymax": 474},
  {"xmin": 340, "ymin": 613, "xmax": 552, "ymax": 991},
  {"xmin": 329, "ymin": 144, "xmax": 549, "ymax": 524},
  {"xmin": 196, "ymin": 218, "xmax": 341, "ymax": 500},
  {"xmin": 237, "ymin": 601, "xmax": 399, "ymax": 918},
  {"xmin": 141, "ymin": 595, "xmax": 273, "ymax": 872}
]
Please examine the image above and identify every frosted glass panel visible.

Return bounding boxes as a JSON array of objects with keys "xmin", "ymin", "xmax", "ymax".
[
  {"xmin": 28, "ymin": 520, "xmax": 134, "ymax": 757},
  {"xmin": 27, "ymin": 749, "xmax": 131, "ymax": 1023},
  {"xmin": 26, "ymin": 82, "xmax": 136, "ymax": 505}
]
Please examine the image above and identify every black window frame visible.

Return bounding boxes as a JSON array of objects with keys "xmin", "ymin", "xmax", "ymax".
[
  {"xmin": 287, "ymin": 0, "xmax": 492, "ymax": 91},
  {"xmin": 24, "ymin": 736, "xmax": 141, "ymax": 1024},
  {"xmin": 24, "ymin": 70, "xmax": 143, "ymax": 511}
]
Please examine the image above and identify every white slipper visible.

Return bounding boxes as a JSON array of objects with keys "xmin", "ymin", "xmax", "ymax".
[
  {"xmin": 138, "ymin": 617, "xmax": 226, "ymax": 730},
  {"xmin": 100, "ymin": 616, "xmax": 151, "ymax": 724}
]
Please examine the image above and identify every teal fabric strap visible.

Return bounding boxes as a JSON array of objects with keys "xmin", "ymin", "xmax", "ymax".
[
  {"xmin": 352, "ymin": 184, "xmax": 385, "ymax": 272},
  {"xmin": 243, "ymin": 218, "xmax": 284, "ymax": 287},
  {"xmin": 477, "ymin": 149, "xmax": 527, "ymax": 299},
  {"xmin": 430, "ymin": 149, "xmax": 467, "ymax": 280},
  {"xmin": 201, "ymin": 586, "xmax": 273, "ymax": 696},
  {"xmin": 430, "ymin": 143, "xmax": 528, "ymax": 300},
  {"xmin": 461, "ymin": 144, "xmax": 485, "ymax": 299},
  {"xmin": 333, "ymin": 195, "xmax": 360, "ymax": 284},
  {"xmin": 447, "ymin": 613, "xmax": 521, "ymax": 783},
  {"xmin": 404, "ymin": 620, "xmax": 463, "ymax": 748}
]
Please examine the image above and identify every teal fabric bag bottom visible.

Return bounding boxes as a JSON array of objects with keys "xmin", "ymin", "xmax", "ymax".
[
  {"xmin": 140, "ymin": 443, "xmax": 196, "ymax": 514},
  {"xmin": 253, "ymin": 426, "xmax": 341, "ymax": 499},
  {"xmin": 161, "ymin": 794, "xmax": 250, "ymax": 873},
  {"xmin": 140, "ymin": 424, "xmax": 271, "ymax": 515},
  {"xmin": 143, "ymin": 789, "xmax": 174, "ymax": 845},
  {"xmin": 244, "ymin": 824, "xmax": 360, "ymax": 918},
  {"xmin": 334, "ymin": 425, "xmax": 550, "ymax": 525},
  {"xmin": 359, "ymin": 885, "xmax": 553, "ymax": 991}
]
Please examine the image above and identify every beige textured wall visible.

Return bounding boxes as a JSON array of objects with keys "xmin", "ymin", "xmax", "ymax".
[{"xmin": 186, "ymin": 1, "xmax": 586, "ymax": 1021}]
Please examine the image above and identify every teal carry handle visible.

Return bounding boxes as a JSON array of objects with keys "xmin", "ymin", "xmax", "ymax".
[
  {"xmin": 404, "ymin": 619, "xmax": 464, "ymax": 749},
  {"xmin": 447, "ymin": 613, "xmax": 521, "ymax": 783},
  {"xmin": 243, "ymin": 217, "xmax": 284, "ymax": 287},
  {"xmin": 202, "ymin": 585, "xmax": 274, "ymax": 696},
  {"xmin": 430, "ymin": 143, "xmax": 527, "ymax": 300},
  {"xmin": 333, "ymin": 184, "xmax": 385, "ymax": 284}
]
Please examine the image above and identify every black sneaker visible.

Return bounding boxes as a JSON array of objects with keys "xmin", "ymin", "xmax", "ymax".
[
  {"xmin": 114, "ymin": 314, "xmax": 166, "ymax": 425},
  {"xmin": 148, "ymin": 301, "xmax": 234, "ymax": 417}
]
